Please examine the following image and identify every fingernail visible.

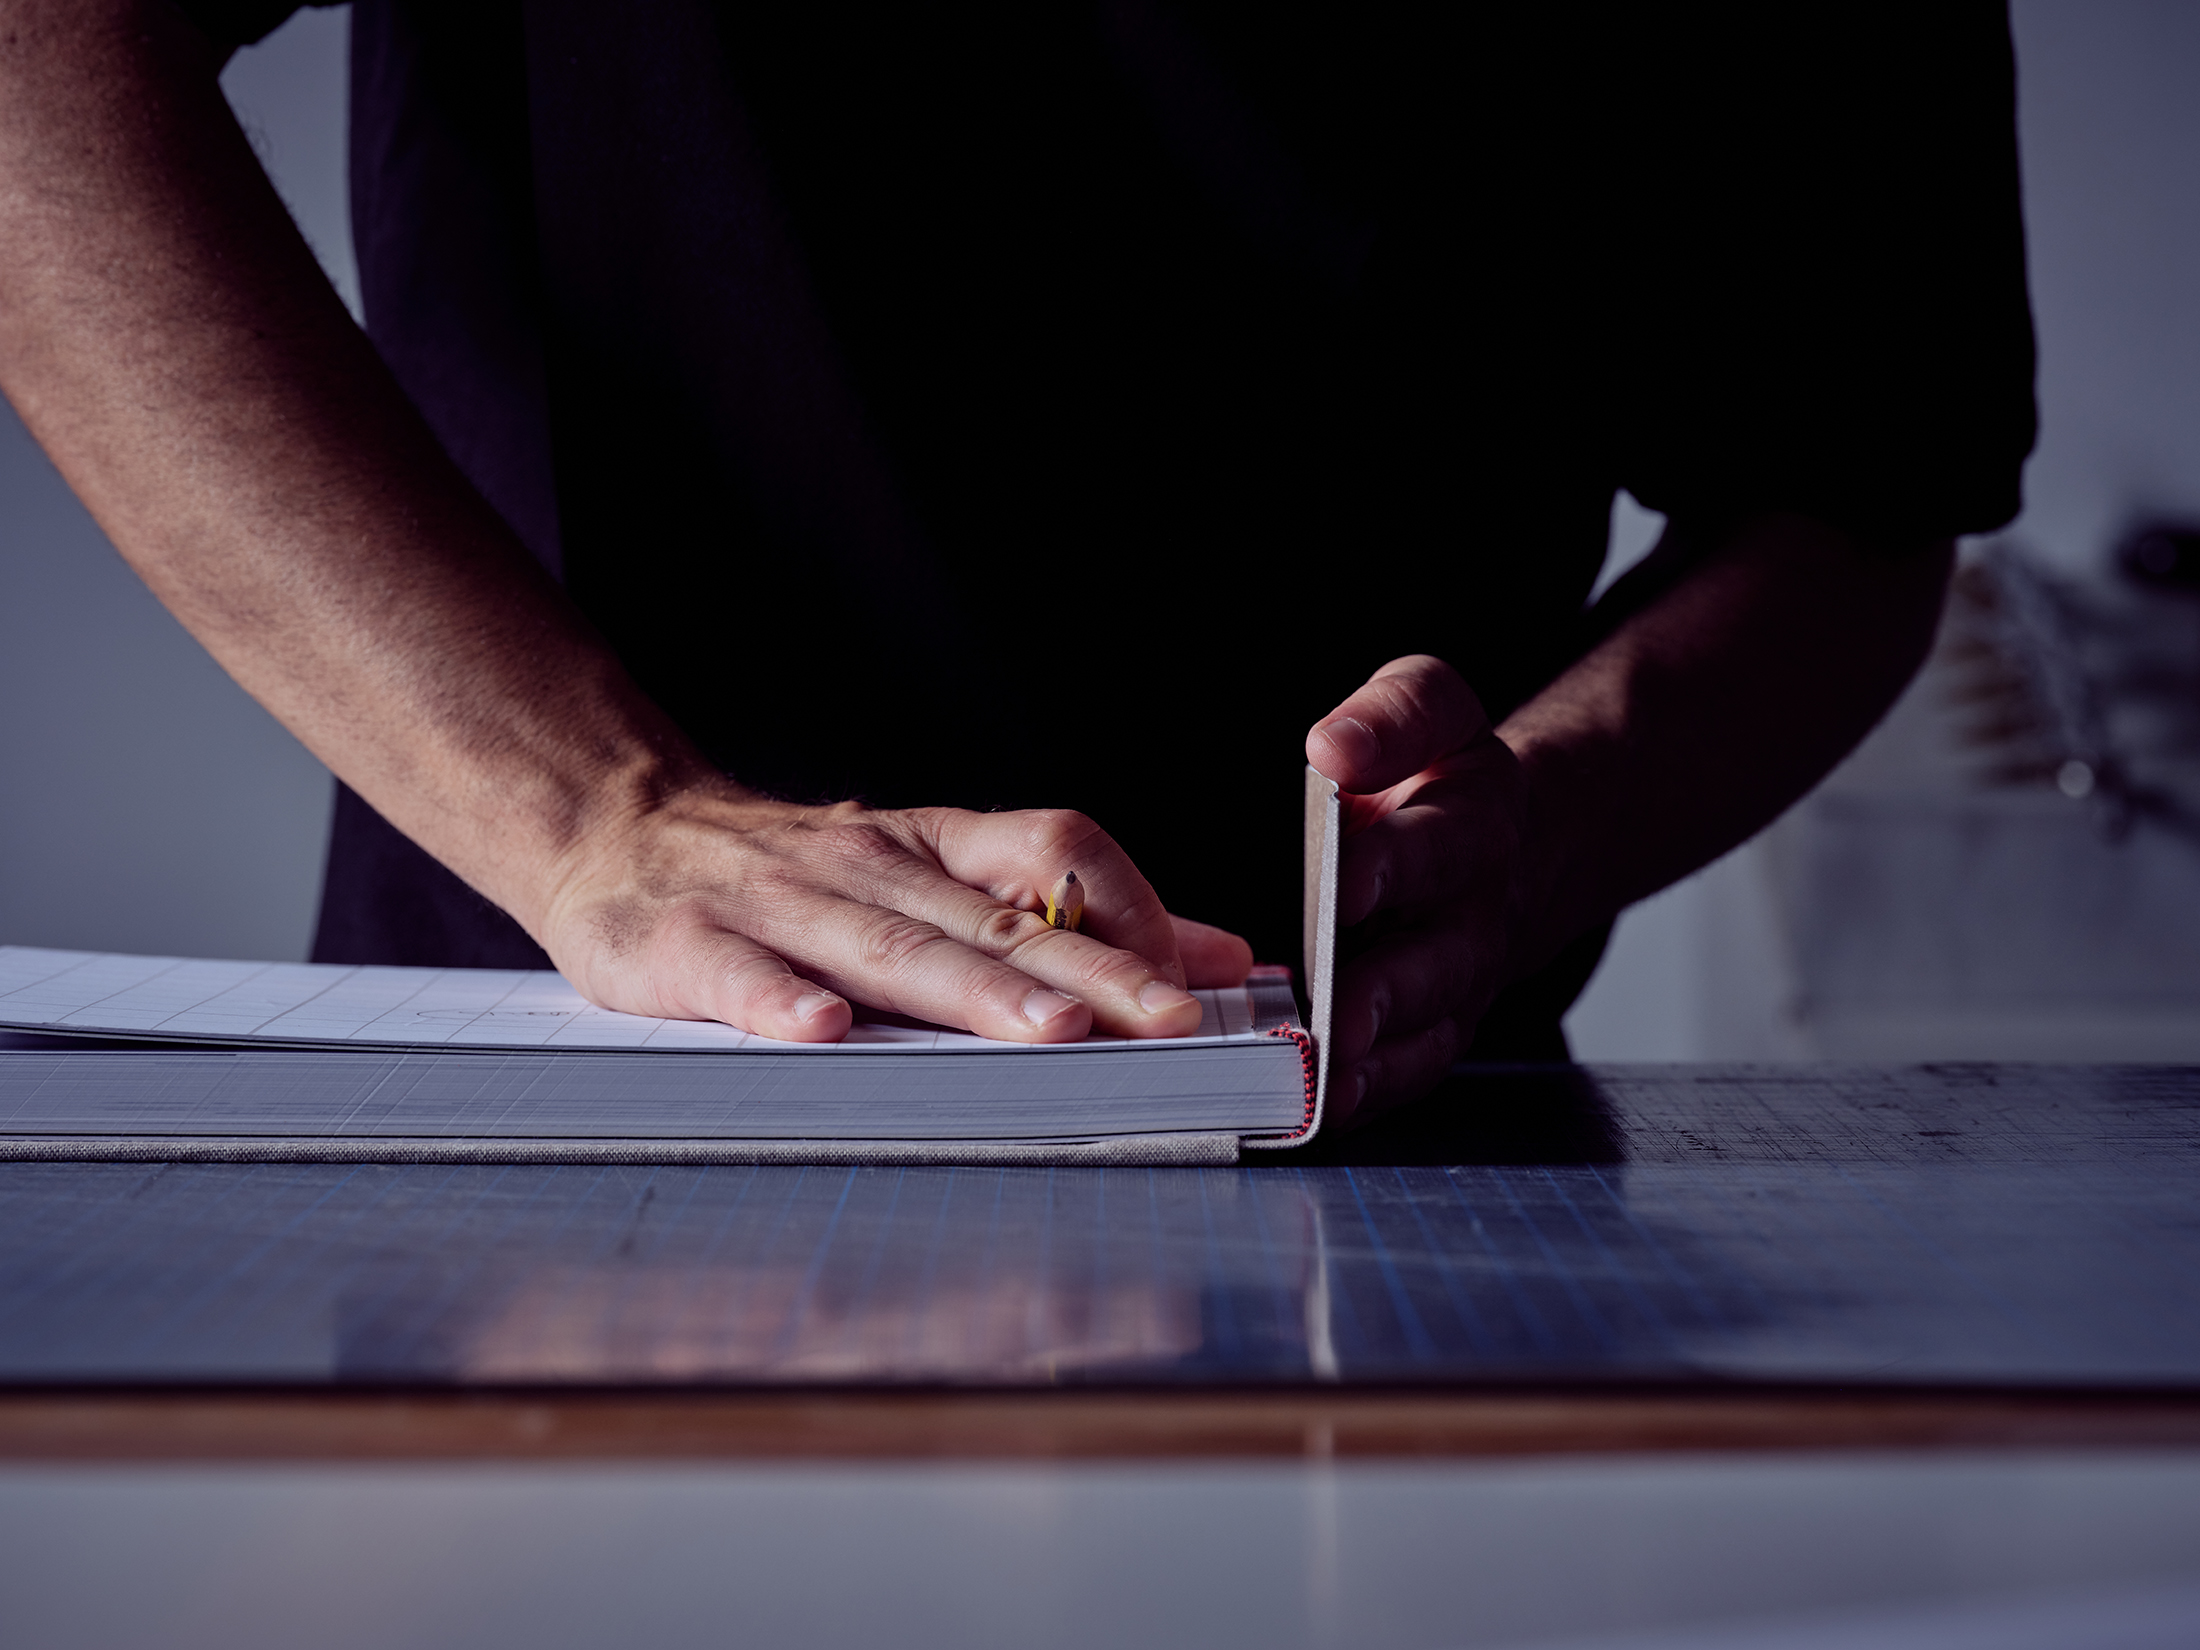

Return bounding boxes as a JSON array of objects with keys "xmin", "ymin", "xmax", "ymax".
[
  {"xmin": 794, "ymin": 992, "xmax": 842, "ymax": 1023},
  {"xmin": 1022, "ymin": 988, "xmax": 1080, "ymax": 1027},
  {"xmin": 1139, "ymin": 980, "xmax": 1198, "ymax": 1016},
  {"xmin": 1316, "ymin": 716, "xmax": 1381, "ymax": 774}
]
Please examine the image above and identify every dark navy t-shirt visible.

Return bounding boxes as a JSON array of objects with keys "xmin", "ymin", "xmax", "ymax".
[{"xmin": 183, "ymin": 2, "xmax": 2036, "ymax": 1047}]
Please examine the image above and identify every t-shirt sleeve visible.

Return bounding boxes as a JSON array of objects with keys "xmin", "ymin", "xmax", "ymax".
[
  {"xmin": 168, "ymin": 0, "xmax": 336, "ymax": 51},
  {"xmin": 1613, "ymin": 3, "xmax": 2036, "ymax": 543}
]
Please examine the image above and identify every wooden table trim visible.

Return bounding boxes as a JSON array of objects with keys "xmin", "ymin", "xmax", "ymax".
[{"xmin": 2, "ymin": 1388, "xmax": 2197, "ymax": 1462}]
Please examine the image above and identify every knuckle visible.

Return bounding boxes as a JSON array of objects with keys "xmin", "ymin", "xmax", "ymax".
[
  {"xmin": 818, "ymin": 821, "xmax": 909, "ymax": 875},
  {"xmin": 707, "ymin": 938, "xmax": 785, "ymax": 991},
  {"xmin": 1381, "ymin": 676, "xmax": 1436, "ymax": 730},
  {"xmin": 1021, "ymin": 808, "xmax": 1108, "ymax": 862},
  {"xmin": 709, "ymin": 856, "xmax": 794, "ymax": 917},
  {"xmin": 975, "ymin": 904, "xmax": 1051, "ymax": 952},
  {"xmin": 854, "ymin": 913, "xmax": 951, "ymax": 977},
  {"xmin": 899, "ymin": 804, "xmax": 962, "ymax": 837},
  {"xmin": 1368, "ymin": 654, "xmax": 1482, "ymax": 741},
  {"xmin": 1051, "ymin": 947, "xmax": 1140, "ymax": 997},
  {"xmin": 1113, "ymin": 877, "xmax": 1168, "ymax": 927},
  {"xmin": 1383, "ymin": 652, "xmax": 1452, "ymax": 695}
]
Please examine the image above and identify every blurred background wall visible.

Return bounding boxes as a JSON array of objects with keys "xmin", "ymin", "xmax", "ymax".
[
  {"xmin": 1569, "ymin": 0, "xmax": 2200, "ymax": 1060},
  {"xmin": 2, "ymin": 3, "xmax": 2196, "ymax": 1059},
  {"xmin": 0, "ymin": 9, "xmax": 351, "ymax": 964}
]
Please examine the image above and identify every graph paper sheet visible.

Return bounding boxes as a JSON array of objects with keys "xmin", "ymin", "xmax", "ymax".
[
  {"xmin": 0, "ymin": 1064, "xmax": 2193, "ymax": 1388},
  {"xmin": 0, "ymin": 946, "xmax": 1261, "ymax": 1053}
]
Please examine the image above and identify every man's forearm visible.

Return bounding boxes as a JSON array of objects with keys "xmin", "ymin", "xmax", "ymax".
[
  {"xmin": 0, "ymin": 0, "xmax": 1224, "ymax": 1041},
  {"xmin": 1497, "ymin": 511, "xmax": 1953, "ymax": 975},
  {"xmin": 0, "ymin": 0, "xmax": 708, "ymax": 931}
]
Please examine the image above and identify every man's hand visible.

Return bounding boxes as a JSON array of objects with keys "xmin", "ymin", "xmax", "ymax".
[
  {"xmin": 1303, "ymin": 518, "xmax": 1955, "ymax": 1127},
  {"xmin": 1306, "ymin": 656, "xmax": 1531, "ymax": 1124},
  {"xmin": 541, "ymin": 786, "xmax": 1253, "ymax": 1044}
]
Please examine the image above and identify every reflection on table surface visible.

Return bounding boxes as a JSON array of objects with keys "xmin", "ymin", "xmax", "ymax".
[{"xmin": 1, "ymin": 1064, "xmax": 2196, "ymax": 1387}]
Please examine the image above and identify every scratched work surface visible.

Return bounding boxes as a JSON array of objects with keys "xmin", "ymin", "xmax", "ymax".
[{"xmin": 0, "ymin": 1064, "xmax": 2194, "ymax": 1388}]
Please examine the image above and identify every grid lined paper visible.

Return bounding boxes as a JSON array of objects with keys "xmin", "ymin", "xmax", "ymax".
[{"xmin": 0, "ymin": 946, "xmax": 1258, "ymax": 1054}]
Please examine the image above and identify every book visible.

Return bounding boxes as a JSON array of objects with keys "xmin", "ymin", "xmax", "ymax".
[{"xmin": 0, "ymin": 775, "xmax": 1342, "ymax": 1165}]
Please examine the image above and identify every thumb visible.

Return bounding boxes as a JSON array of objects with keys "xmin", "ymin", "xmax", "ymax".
[{"xmin": 1306, "ymin": 654, "xmax": 1490, "ymax": 794}]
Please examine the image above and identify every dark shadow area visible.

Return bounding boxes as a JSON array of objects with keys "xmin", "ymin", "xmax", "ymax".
[
  {"xmin": 0, "ymin": 1031, "xmax": 215, "ymax": 1052},
  {"xmin": 1271, "ymin": 1064, "xmax": 1625, "ymax": 1167}
]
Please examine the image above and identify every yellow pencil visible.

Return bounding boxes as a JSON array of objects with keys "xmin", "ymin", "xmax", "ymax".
[{"xmin": 1044, "ymin": 871, "xmax": 1085, "ymax": 933}]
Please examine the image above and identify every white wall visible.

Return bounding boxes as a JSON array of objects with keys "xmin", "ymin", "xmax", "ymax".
[
  {"xmin": 223, "ymin": 9, "xmax": 362, "ymax": 324},
  {"xmin": 1570, "ymin": 0, "xmax": 2200, "ymax": 1059}
]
